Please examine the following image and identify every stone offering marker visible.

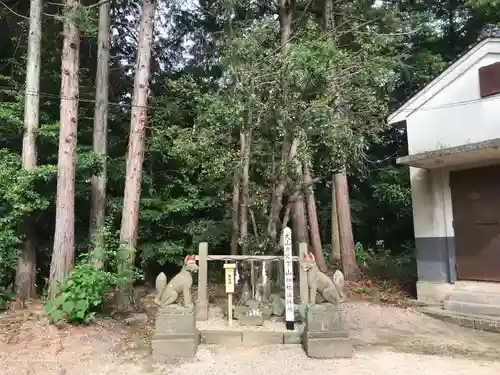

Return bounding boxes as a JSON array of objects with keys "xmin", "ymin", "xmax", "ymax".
[
  {"xmin": 152, "ymin": 305, "xmax": 198, "ymax": 361},
  {"xmin": 303, "ymin": 304, "xmax": 353, "ymax": 358}
]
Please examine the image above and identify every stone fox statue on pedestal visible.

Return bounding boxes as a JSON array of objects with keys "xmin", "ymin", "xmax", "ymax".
[
  {"xmin": 155, "ymin": 255, "xmax": 199, "ymax": 308},
  {"xmin": 300, "ymin": 252, "xmax": 345, "ymax": 306}
]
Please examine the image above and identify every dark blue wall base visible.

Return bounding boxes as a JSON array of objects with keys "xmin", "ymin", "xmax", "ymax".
[{"xmin": 415, "ymin": 236, "xmax": 456, "ymax": 283}]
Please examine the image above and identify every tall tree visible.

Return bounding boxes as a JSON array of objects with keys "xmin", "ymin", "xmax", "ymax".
[
  {"xmin": 230, "ymin": 164, "xmax": 240, "ymax": 255},
  {"xmin": 303, "ymin": 162, "xmax": 327, "ymax": 271},
  {"xmin": 267, "ymin": 0, "xmax": 308, "ymax": 250},
  {"xmin": 16, "ymin": 0, "xmax": 43, "ymax": 302},
  {"xmin": 322, "ymin": 0, "xmax": 360, "ymax": 279},
  {"xmin": 335, "ymin": 171, "xmax": 360, "ymax": 280},
  {"xmin": 330, "ymin": 175, "xmax": 341, "ymax": 264},
  {"xmin": 117, "ymin": 0, "xmax": 156, "ymax": 310},
  {"xmin": 89, "ymin": 0, "xmax": 111, "ymax": 267},
  {"xmin": 290, "ymin": 139, "xmax": 308, "ymax": 244},
  {"xmin": 240, "ymin": 129, "xmax": 251, "ymax": 254},
  {"xmin": 49, "ymin": 0, "xmax": 81, "ymax": 298}
]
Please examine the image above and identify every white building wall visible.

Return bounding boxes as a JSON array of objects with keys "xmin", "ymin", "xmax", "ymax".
[
  {"xmin": 389, "ymin": 39, "xmax": 500, "ymax": 303},
  {"xmin": 406, "ymin": 53, "xmax": 500, "ymax": 155},
  {"xmin": 410, "ymin": 167, "xmax": 455, "ymax": 283}
]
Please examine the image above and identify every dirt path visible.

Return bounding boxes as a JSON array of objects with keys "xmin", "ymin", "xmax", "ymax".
[
  {"xmin": 345, "ymin": 301, "xmax": 500, "ymax": 358},
  {"xmin": 1, "ymin": 302, "xmax": 500, "ymax": 374}
]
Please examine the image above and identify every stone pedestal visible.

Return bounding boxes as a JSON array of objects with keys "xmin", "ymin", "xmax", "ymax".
[
  {"xmin": 152, "ymin": 305, "xmax": 198, "ymax": 361},
  {"xmin": 240, "ymin": 314, "xmax": 264, "ymax": 326},
  {"xmin": 195, "ymin": 299, "xmax": 208, "ymax": 321},
  {"xmin": 303, "ymin": 304, "xmax": 353, "ymax": 358}
]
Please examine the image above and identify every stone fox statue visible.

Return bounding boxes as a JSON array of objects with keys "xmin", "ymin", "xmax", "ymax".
[
  {"xmin": 300, "ymin": 252, "xmax": 345, "ymax": 306},
  {"xmin": 155, "ymin": 255, "xmax": 199, "ymax": 308}
]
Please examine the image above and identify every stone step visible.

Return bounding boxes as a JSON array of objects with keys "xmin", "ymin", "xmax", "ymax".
[
  {"xmin": 453, "ymin": 281, "xmax": 500, "ymax": 294},
  {"xmin": 444, "ymin": 300, "xmax": 500, "ymax": 317},
  {"xmin": 448, "ymin": 290, "xmax": 500, "ymax": 306},
  {"xmin": 418, "ymin": 306, "xmax": 500, "ymax": 333}
]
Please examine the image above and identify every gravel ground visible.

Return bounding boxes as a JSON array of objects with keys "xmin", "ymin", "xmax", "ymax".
[
  {"xmin": 2, "ymin": 301, "xmax": 500, "ymax": 374},
  {"xmin": 158, "ymin": 345, "xmax": 500, "ymax": 375}
]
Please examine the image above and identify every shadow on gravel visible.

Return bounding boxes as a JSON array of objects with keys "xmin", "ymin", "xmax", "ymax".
[{"xmin": 346, "ymin": 301, "xmax": 500, "ymax": 360}]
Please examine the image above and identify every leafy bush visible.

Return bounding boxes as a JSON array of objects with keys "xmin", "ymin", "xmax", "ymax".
[
  {"xmin": 0, "ymin": 285, "xmax": 15, "ymax": 311},
  {"xmin": 43, "ymin": 223, "xmax": 144, "ymax": 325},
  {"xmin": 44, "ymin": 254, "xmax": 118, "ymax": 324},
  {"xmin": 355, "ymin": 241, "xmax": 417, "ymax": 285}
]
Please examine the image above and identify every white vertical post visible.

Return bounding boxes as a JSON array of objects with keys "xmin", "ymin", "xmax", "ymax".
[
  {"xmin": 196, "ymin": 242, "xmax": 208, "ymax": 321},
  {"xmin": 283, "ymin": 227, "xmax": 295, "ymax": 330},
  {"xmin": 224, "ymin": 263, "xmax": 236, "ymax": 327}
]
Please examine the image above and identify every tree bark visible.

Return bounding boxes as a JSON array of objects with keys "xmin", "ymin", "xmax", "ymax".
[
  {"xmin": 324, "ymin": 0, "xmax": 350, "ymax": 270},
  {"xmin": 49, "ymin": 0, "xmax": 80, "ymax": 299},
  {"xmin": 250, "ymin": 209, "xmax": 260, "ymax": 244},
  {"xmin": 279, "ymin": 0, "xmax": 293, "ymax": 46},
  {"xmin": 289, "ymin": 139, "xmax": 308, "ymax": 245},
  {"xmin": 266, "ymin": 136, "xmax": 291, "ymax": 249},
  {"xmin": 240, "ymin": 130, "xmax": 251, "ymax": 254},
  {"xmin": 266, "ymin": 0, "xmax": 295, "ymax": 249},
  {"xmin": 330, "ymin": 174, "xmax": 341, "ymax": 264},
  {"xmin": 334, "ymin": 171, "xmax": 360, "ymax": 281},
  {"xmin": 89, "ymin": 0, "xmax": 111, "ymax": 268},
  {"xmin": 303, "ymin": 162, "xmax": 327, "ymax": 271},
  {"xmin": 117, "ymin": 0, "xmax": 156, "ymax": 310},
  {"xmin": 230, "ymin": 169, "xmax": 240, "ymax": 255},
  {"xmin": 280, "ymin": 0, "xmax": 309, "ymax": 248},
  {"xmin": 16, "ymin": 0, "xmax": 43, "ymax": 302},
  {"xmin": 324, "ymin": 0, "xmax": 335, "ymax": 39}
]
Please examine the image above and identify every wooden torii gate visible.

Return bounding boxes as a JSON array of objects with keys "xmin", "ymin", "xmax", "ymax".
[{"xmin": 194, "ymin": 242, "xmax": 309, "ymax": 321}]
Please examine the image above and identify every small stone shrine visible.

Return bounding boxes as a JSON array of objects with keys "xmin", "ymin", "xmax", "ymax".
[{"xmin": 150, "ymin": 240, "xmax": 355, "ymax": 360}]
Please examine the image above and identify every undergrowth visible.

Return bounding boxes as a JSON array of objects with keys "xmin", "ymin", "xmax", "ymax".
[
  {"xmin": 355, "ymin": 241, "xmax": 417, "ymax": 286},
  {"xmin": 323, "ymin": 241, "xmax": 417, "ymax": 286},
  {"xmin": 44, "ymin": 252, "xmax": 118, "ymax": 324},
  {"xmin": 43, "ymin": 225, "xmax": 141, "ymax": 325},
  {"xmin": 0, "ymin": 285, "xmax": 15, "ymax": 311}
]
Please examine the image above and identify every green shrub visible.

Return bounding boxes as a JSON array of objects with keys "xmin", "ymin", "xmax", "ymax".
[
  {"xmin": 44, "ymin": 255, "xmax": 118, "ymax": 324},
  {"xmin": 0, "ymin": 285, "xmax": 15, "ymax": 311},
  {"xmin": 355, "ymin": 241, "xmax": 416, "ymax": 284}
]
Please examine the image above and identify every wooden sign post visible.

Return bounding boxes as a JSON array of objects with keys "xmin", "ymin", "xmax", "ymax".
[
  {"xmin": 283, "ymin": 227, "xmax": 295, "ymax": 330},
  {"xmin": 223, "ymin": 263, "xmax": 236, "ymax": 326}
]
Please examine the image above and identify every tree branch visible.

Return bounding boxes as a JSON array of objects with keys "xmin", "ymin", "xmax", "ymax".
[
  {"xmin": 0, "ymin": 0, "xmax": 29, "ymax": 19},
  {"xmin": 287, "ymin": 177, "xmax": 322, "ymax": 203},
  {"xmin": 88, "ymin": 0, "xmax": 111, "ymax": 9}
]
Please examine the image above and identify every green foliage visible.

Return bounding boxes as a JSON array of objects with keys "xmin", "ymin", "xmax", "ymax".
[
  {"xmin": 1, "ymin": 0, "xmax": 497, "ymax": 299},
  {"xmin": 0, "ymin": 286, "xmax": 15, "ymax": 311},
  {"xmin": 469, "ymin": 0, "xmax": 500, "ymax": 16},
  {"xmin": 58, "ymin": 4, "xmax": 99, "ymax": 37},
  {"xmin": 44, "ymin": 250, "xmax": 118, "ymax": 325},
  {"xmin": 355, "ymin": 242, "xmax": 417, "ymax": 285},
  {"xmin": 0, "ymin": 149, "xmax": 54, "ymax": 283}
]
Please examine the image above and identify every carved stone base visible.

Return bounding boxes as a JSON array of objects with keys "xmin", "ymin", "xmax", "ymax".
[
  {"xmin": 303, "ymin": 304, "xmax": 353, "ymax": 358},
  {"xmin": 303, "ymin": 333, "xmax": 353, "ymax": 358},
  {"xmin": 230, "ymin": 300, "xmax": 273, "ymax": 322},
  {"xmin": 195, "ymin": 299, "xmax": 208, "ymax": 321},
  {"xmin": 240, "ymin": 314, "xmax": 264, "ymax": 326},
  {"xmin": 152, "ymin": 304, "xmax": 198, "ymax": 361},
  {"xmin": 152, "ymin": 333, "xmax": 198, "ymax": 360},
  {"xmin": 305, "ymin": 303, "xmax": 346, "ymax": 331}
]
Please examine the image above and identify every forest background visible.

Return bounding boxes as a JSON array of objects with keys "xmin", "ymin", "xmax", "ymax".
[{"xmin": 0, "ymin": 0, "xmax": 498, "ymax": 317}]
